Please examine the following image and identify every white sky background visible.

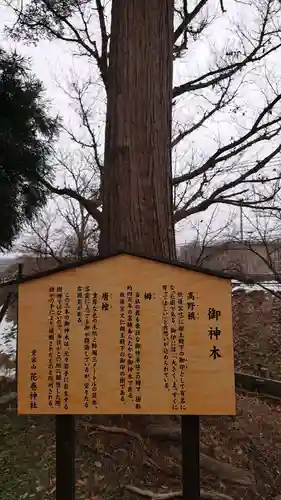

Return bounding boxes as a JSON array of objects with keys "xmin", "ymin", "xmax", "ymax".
[{"xmin": 0, "ymin": 0, "xmax": 281, "ymax": 248}]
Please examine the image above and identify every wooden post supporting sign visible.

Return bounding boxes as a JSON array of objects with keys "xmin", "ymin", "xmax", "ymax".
[
  {"xmin": 182, "ymin": 415, "xmax": 200, "ymax": 500},
  {"xmin": 56, "ymin": 415, "xmax": 75, "ymax": 500}
]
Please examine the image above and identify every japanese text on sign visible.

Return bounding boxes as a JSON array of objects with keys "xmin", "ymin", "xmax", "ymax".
[{"xmin": 18, "ymin": 253, "xmax": 235, "ymax": 416}]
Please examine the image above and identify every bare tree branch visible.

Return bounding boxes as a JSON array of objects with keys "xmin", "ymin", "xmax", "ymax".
[
  {"xmin": 96, "ymin": 0, "xmax": 109, "ymax": 86},
  {"xmin": 172, "ymin": 79, "xmax": 234, "ymax": 148},
  {"xmin": 174, "ymin": 0, "xmax": 208, "ymax": 44},
  {"xmin": 174, "ymin": 146, "xmax": 281, "ymax": 223},
  {"xmin": 71, "ymin": 79, "xmax": 104, "ymax": 173},
  {"xmin": 173, "ymin": 1, "xmax": 281, "ymax": 98},
  {"xmin": 38, "ymin": 177, "xmax": 102, "ymax": 225},
  {"xmin": 229, "ymin": 211, "xmax": 281, "ymax": 299},
  {"xmin": 39, "ymin": 0, "xmax": 101, "ymax": 67},
  {"xmin": 173, "ymin": 93, "xmax": 281, "ymax": 187},
  {"xmin": 22, "ymin": 218, "xmax": 64, "ymax": 264},
  {"xmin": 179, "ymin": 208, "xmax": 235, "ymax": 267},
  {"xmin": 20, "ymin": 157, "xmax": 100, "ymax": 263},
  {"xmin": 5, "ymin": 0, "xmax": 108, "ymax": 85}
]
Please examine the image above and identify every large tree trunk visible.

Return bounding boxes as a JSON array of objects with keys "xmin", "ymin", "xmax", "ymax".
[{"xmin": 100, "ymin": 0, "xmax": 176, "ymax": 260}]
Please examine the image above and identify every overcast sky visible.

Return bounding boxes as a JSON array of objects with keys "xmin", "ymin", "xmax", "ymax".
[{"xmin": 0, "ymin": 0, "xmax": 281, "ymax": 252}]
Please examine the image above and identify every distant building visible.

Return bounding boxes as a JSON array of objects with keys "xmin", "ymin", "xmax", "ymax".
[{"xmin": 177, "ymin": 240, "xmax": 281, "ymax": 281}]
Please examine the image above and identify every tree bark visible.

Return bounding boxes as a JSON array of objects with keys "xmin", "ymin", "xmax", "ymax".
[{"xmin": 99, "ymin": 0, "xmax": 176, "ymax": 260}]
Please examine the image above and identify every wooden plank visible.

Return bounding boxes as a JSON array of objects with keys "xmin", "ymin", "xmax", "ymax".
[{"xmin": 17, "ymin": 254, "xmax": 235, "ymax": 416}]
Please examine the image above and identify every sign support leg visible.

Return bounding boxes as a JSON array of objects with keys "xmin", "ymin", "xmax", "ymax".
[
  {"xmin": 181, "ymin": 415, "xmax": 200, "ymax": 500},
  {"xmin": 56, "ymin": 415, "xmax": 75, "ymax": 500}
]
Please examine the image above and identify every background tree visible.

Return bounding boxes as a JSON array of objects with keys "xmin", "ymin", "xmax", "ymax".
[
  {"xmin": 3, "ymin": 0, "xmax": 281, "ymax": 243},
  {"xmin": 0, "ymin": 152, "xmax": 99, "ymax": 349},
  {"xmin": 0, "ymin": 48, "xmax": 59, "ymax": 250},
  {"xmin": 233, "ymin": 207, "xmax": 281, "ymax": 298},
  {"xmin": 19, "ymin": 149, "xmax": 99, "ymax": 261},
  {"xmin": 177, "ymin": 207, "xmax": 237, "ymax": 266}
]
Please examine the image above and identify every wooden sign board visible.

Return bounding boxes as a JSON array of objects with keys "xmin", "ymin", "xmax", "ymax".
[{"xmin": 17, "ymin": 253, "xmax": 235, "ymax": 415}]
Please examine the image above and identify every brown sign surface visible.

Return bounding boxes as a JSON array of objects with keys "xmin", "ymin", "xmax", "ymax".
[{"xmin": 18, "ymin": 253, "xmax": 235, "ymax": 415}]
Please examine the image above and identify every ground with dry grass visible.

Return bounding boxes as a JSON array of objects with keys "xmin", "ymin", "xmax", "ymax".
[{"xmin": 1, "ymin": 392, "xmax": 281, "ymax": 500}]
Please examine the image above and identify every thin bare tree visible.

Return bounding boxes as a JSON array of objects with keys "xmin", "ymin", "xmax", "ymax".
[
  {"xmin": 232, "ymin": 208, "xmax": 281, "ymax": 298},
  {"xmin": 19, "ymin": 149, "xmax": 99, "ymax": 261},
  {"xmin": 0, "ymin": 152, "xmax": 99, "ymax": 330}
]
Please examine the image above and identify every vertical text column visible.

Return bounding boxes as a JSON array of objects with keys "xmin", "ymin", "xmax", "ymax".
[
  {"xmin": 135, "ymin": 292, "xmax": 141, "ymax": 410},
  {"xmin": 48, "ymin": 287, "xmax": 55, "ymax": 408},
  {"xmin": 63, "ymin": 292, "xmax": 70, "ymax": 410}
]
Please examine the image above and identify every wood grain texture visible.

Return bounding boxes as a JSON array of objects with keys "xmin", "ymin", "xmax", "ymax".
[
  {"xmin": 100, "ymin": 0, "xmax": 176, "ymax": 259},
  {"xmin": 17, "ymin": 254, "xmax": 235, "ymax": 415}
]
